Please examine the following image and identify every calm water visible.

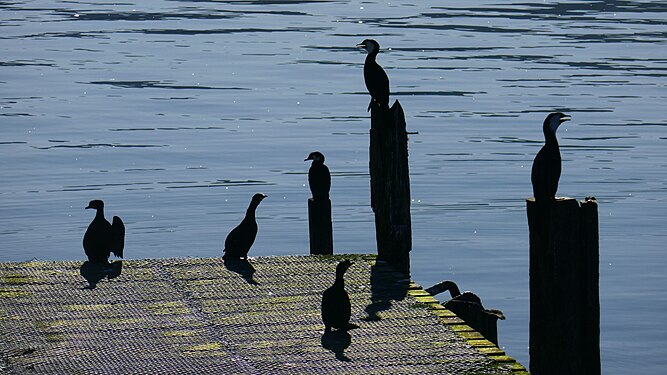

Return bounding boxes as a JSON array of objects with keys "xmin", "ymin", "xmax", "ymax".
[{"xmin": 2, "ymin": 0, "xmax": 666, "ymax": 372}]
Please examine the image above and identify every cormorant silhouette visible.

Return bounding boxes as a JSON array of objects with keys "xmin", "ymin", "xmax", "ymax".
[
  {"xmin": 83, "ymin": 200, "xmax": 124, "ymax": 263},
  {"xmin": 223, "ymin": 193, "xmax": 267, "ymax": 260},
  {"xmin": 357, "ymin": 39, "xmax": 390, "ymax": 111},
  {"xmin": 425, "ymin": 280, "xmax": 505, "ymax": 345},
  {"xmin": 322, "ymin": 260, "xmax": 356, "ymax": 332},
  {"xmin": 531, "ymin": 112, "xmax": 571, "ymax": 202},
  {"xmin": 304, "ymin": 151, "xmax": 331, "ymax": 201}
]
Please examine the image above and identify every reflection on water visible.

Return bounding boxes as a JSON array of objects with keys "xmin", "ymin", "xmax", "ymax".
[{"xmin": 1, "ymin": 1, "xmax": 666, "ymax": 373}]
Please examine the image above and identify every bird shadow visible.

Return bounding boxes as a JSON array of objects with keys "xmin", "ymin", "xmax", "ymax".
[
  {"xmin": 321, "ymin": 330, "xmax": 352, "ymax": 362},
  {"xmin": 80, "ymin": 260, "xmax": 123, "ymax": 289},
  {"xmin": 223, "ymin": 258, "xmax": 259, "ymax": 285},
  {"xmin": 363, "ymin": 261, "xmax": 409, "ymax": 321}
]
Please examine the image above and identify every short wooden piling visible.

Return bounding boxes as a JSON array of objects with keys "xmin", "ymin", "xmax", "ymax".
[
  {"xmin": 527, "ymin": 197, "xmax": 600, "ymax": 375},
  {"xmin": 308, "ymin": 198, "xmax": 333, "ymax": 255},
  {"xmin": 369, "ymin": 102, "xmax": 412, "ymax": 275}
]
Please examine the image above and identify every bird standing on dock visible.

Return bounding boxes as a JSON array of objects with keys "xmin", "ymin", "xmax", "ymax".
[
  {"xmin": 322, "ymin": 260, "xmax": 356, "ymax": 332},
  {"xmin": 531, "ymin": 112, "xmax": 571, "ymax": 202},
  {"xmin": 357, "ymin": 39, "xmax": 390, "ymax": 111},
  {"xmin": 304, "ymin": 151, "xmax": 331, "ymax": 201},
  {"xmin": 83, "ymin": 200, "xmax": 125, "ymax": 263},
  {"xmin": 223, "ymin": 193, "xmax": 267, "ymax": 260}
]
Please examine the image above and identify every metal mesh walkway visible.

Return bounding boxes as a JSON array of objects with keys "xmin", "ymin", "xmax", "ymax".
[{"xmin": 0, "ymin": 255, "xmax": 526, "ymax": 374}]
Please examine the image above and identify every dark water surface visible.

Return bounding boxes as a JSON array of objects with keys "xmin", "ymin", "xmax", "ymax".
[{"xmin": 2, "ymin": 1, "xmax": 666, "ymax": 372}]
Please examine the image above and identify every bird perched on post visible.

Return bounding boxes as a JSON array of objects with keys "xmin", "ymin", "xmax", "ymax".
[
  {"xmin": 322, "ymin": 260, "xmax": 357, "ymax": 332},
  {"xmin": 357, "ymin": 39, "xmax": 390, "ymax": 111},
  {"xmin": 223, "ymin": 193, "xmax": 267, "ymax": 260},
  {"xmin": 83, "ymin": 200, "xmax": 125, "ymax": 263},
  {"xmin": 304, "ymin": 151, "xmax": 331, "ymax": 201},
  {"xmin": 531, "ymin": 112, "xmax": 571, "ymax": 202}
]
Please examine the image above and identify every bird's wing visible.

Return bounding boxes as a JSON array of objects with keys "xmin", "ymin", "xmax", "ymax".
[
  {"xmin": 321, "ymin": 287, "xmax": 334, "ymax": 322},
  {"xmin": 324, "ymin": 165, "xmax": 331, "ymax": 194},
  {"xmin": 111, "ymin": 216, "xmax": 125, "ymax": 258},
  {"xmin": 224, "ymin": 225, "xmax": 243, "ymax": 256}
]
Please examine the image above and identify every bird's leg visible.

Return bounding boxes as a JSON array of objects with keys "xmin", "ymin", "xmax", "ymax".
[{"xmin": 367, "ymin": 100, "xmax": 373, "ymax": 112}]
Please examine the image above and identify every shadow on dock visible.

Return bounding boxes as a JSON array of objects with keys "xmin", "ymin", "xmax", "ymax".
[
  {"xmin": 223, "ymin": 258, "xmax": 259, "ymax": 285},
  {"xmin": 321, "ymin": 330, "xmax": 352, "ymax": 362},
  {"xmin": 363, "ymin": 261, "xmax": 409, "ymax": 321},
  {"xmin": 80, "ymin": 260, "xmax": 123, "ymax": 289}
]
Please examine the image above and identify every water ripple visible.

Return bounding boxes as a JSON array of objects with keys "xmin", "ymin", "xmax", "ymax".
[
  {"xmin": 86, "ymin": 80, "xmax": 249, "ymax": 90},
  {"xmin": 65, "ymin": 11, "xmax": 238, "ymax": 22},
  {"xmin": 165, "ymin": 179, "xmax": 274, "ymax": 189},
  {"xmin": 33, "ymin": 143, "xmax": 167, "ymax": 150},
  {"xmin": 134, "ymin": 26, "xmax": 329, "ymax": 35}
]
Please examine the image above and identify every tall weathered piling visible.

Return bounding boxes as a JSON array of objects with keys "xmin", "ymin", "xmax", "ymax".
[
  {"xmin": 527, "ymin": 197, "xmax": 600, "ymax": 375},
  {"xmin": 308, "ymin": 198, "xmax": 333, "ymax": 255},
  {"xmin": 369, "ymin": 102, "xmax": 412, "ymax": 275}
]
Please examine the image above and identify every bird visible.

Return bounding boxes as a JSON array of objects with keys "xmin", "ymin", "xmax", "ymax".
[
  {"xmin": 356, "ymin": 39, "xmax": 390, "ymax": 112},
  {"xmin": 304, "ymin": 151, "xmax": 331, "ymax": 201},
  {"xmin": 83, "ymin": 200, "xmax": 125, "ymax": 263},
  {"xmin": 321, "ymin": 260, "xmax": 356, "ymax": 332},
  {"xmin": 531, "ymin": 112, "xmax": 571, "ymax": 202},
  {"xmin": 424, "ymin": 280, "xmax": 505, "ymax": 345},
  {"xmin": 223, "ymin": 193, "xmax": 267, "ymax": 260}
]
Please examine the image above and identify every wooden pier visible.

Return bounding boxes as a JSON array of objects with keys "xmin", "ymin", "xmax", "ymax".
[{"xmin": 0, "ymin": 255, "xmax": 526, "ymax": 374}]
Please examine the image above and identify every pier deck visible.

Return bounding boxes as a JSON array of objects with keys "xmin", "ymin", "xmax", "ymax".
[{"xmin": 1, "ymin": 255, "xmax": 527, "ymax": 374}]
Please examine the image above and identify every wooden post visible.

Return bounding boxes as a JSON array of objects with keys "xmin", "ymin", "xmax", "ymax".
[
  {"xmin": 527, "ymin": 197, "xmax": 600, "ymax": 375},
  {"xmin": 369, "ymin": 101, "xmax": 412, "ymax": 275},
  {"xmin": 308, "ymin": 198, "xmax": 333, "ymax": 255}
]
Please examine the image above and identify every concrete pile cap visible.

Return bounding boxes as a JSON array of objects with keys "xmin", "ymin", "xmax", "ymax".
[{"xmin": 0, "ymin": 255, "xmax": 525, "ymax": 374}]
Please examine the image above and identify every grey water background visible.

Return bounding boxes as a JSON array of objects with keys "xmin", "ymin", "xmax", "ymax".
[{"xmin": 1, "ymin": 0, "xmax": 666, "ymax": 372}]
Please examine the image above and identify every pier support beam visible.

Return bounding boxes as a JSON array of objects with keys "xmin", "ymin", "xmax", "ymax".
[
  {"xmin": 308, "ymin": 198, "xmax": 333, "ymax": 255},
  {"xmin": 527, "ymin": 197, "xmax": 600, "ymax": 375},
  {"xmin": 369, "ymin": 101, "xmax": 412, "ymax": 275}
]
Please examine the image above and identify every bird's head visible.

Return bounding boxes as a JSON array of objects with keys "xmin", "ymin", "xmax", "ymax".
[
  {"xmin": 85, "ymin": 200, "xmax": 104, "ymax": 210},
  {"xmin": 304, "ymin": 151, "xmax": 325, "ymax": 163},
  {"xmin": 336, "ymin": 259, "xmax": 352, "ymax": 275},
  {"xmin": 252, "ymin": 193, "xmax": 268, "ymax": 204},
  {"xmin": 544, "ymin": 112, "xmax": 571, "ymax": 134},
  {"xmin": 356, "ymin": 39, "xmax": 380, "ymax": 54}
]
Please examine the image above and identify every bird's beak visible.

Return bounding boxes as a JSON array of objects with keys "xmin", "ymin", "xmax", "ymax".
[
  {"xmin": 304, "ymin": 157, "xmax": 312, "ymax": 161},
  {"xmin": 356, "ymin": 43, "xmax": 365, "ymax": 49},
  {"xmin": 85, "ymin": 205, "xmax": 92, "ymax": 209},
  {"xmin": 560, "ymin": 115, "xmax": 571, "ymax": 123}
]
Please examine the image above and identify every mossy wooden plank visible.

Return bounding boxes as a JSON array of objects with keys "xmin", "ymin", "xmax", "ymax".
[
  {"xmin": 468, "ymin": 339, "xmax": 497, "ymax": 348},
  {"xmin": 479, "ymin": 346, "xmax": 506, "ymax": 356},
  {"xmin": 450, "ymin": 323, "xmax": 475, "ymax": 332},
  {"xmin": 457, "ymin": 331, "xmax": 486, "ymax": 340},
  {"xmin": 439, "ymin": 316, "xmax": 466, "ymax": 325}
]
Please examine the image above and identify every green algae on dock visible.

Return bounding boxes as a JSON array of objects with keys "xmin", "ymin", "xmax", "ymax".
[{"xmin": 0, "ymin": 255, "xmax": 527, "ymax": 374}]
